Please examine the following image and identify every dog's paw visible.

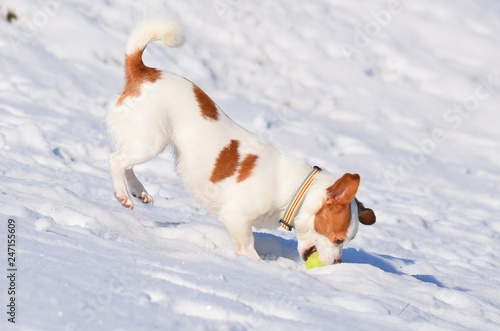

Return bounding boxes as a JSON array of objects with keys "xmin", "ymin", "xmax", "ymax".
[
  {"xmin": 132, "ymin": 191, "xmax": 154, "ymax": 205},
  {"xmin": 115, "ymin": 194, "xmax": 134, "ymax": 210},
  {"xmin": 140, "ymin": 192, "xmax": 154, "ymax": 205}
]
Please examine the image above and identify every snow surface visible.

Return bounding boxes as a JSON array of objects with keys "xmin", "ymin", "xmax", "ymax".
[{"xmin": 1, "ymin": 0, "xmax": 499, "ymax": 330}]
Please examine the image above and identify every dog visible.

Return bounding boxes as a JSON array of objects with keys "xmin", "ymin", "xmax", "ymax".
[{"xmin": 107, "ymin": 12, "xmax": 376, "ymax": 265}]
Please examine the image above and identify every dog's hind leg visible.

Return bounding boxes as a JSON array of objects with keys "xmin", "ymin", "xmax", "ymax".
[
  {"xmin": 109, "ymin": 152, "xmax": 135, "ymax": 210},
  {"xmin": 108, "ymin": 135, "xmax": 168, "ymax": 210},
  {"xmin": 125, "ymin": 168, "xmax": 154, "ymax": 205},
  {"xmin": 107, "ymin": 98, "xmax": 170, "ymax": 210}
]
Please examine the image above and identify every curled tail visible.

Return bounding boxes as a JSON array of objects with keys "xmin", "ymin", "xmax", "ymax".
[
  {"xmin": 126, "ymin": 12, "xmax": 184, "ymax": 55},
  {"xmin": 117, "ymin": 12, "xmax": 184, "ymax": 106}
]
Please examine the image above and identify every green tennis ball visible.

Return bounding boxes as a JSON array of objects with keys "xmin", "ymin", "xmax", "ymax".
[{"xmin": 305, "ymin": 251, "xmax": 324, "ymax": 270}]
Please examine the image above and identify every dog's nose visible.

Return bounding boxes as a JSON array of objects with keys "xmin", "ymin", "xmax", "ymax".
[{"xmin": 333, "ymin": 258, "xmax": 342, "ymax": 264}]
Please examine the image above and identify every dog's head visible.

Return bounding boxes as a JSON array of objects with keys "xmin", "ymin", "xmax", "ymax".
[{"xmin": 297, "ymin": 173, "xmax": 376, "ymax": 265}]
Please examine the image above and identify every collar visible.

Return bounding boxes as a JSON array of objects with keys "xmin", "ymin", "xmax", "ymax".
[{"xmin": 279, "ymin": 166, "xmax": 322, "ymax": 231}]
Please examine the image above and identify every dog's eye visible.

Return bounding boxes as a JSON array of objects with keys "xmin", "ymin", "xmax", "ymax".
[{"xmin": 334, "ymin": 239, "xmax": 344, "ymax": 245}]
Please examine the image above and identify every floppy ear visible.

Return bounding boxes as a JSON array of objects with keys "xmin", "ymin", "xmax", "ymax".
[
  {"xmin": 355, "ymin": 198, "xmax": 376, "ymax": 225},
  {"xmin": 326, "ymin": 173, "xmax": 360, "ymax": 205}
]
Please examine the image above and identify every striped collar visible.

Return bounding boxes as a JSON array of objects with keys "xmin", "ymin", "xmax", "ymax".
[{"xmin": 279, "ymin": 166, "xmax": 322, "ymax": 231}]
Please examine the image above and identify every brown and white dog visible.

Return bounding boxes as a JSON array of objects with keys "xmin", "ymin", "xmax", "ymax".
[{"xmin": 107, "ymin": 13, "xmax": 376, "ymax": 265}]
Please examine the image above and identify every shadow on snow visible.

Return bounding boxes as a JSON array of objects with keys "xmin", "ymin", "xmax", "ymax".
[
  {"xmin": 343, "ymin": 248, "xmax": 446, "ymax": 288},
  {"xmin": 254, "ymin": 232, "xmax": 447, "ymax": 289}
]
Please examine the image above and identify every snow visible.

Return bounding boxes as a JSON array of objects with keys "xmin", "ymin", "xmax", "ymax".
[{"xmin": 1, "ymin": 0, "xmax": 499, "ymax": 330}]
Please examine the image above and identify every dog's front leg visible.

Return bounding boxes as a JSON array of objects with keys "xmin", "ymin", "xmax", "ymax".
[
  {"xmin": 221, "ymin": 213, "xmax": 261, "ymax": 261},
  {"xmin": 125, "ymin": 168, "xmax": 154, "ymax": 205}
]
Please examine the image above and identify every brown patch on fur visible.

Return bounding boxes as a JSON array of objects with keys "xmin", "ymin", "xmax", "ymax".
[
  {"xmin": 237, "ymin": 154, "xmax": 258, "ymax": 183},
  {"xmin": 210, "ymin": 140, "xmax": 240, "ymax": 183},
  {"xmin": 194, "ymin": 85, "xmax": 218, "ymax": 121},
  {"xmin": 116, "ymin": 50, "xmax": 161, "ymax": 106},
  {"xmin": 314, "ymin": 201, "xmax": 351, "ymax": 243},
  {"xmin": 355, "ymin": 198, "xmax": 376, "ymax": 225},
  {"xmin": 325, "ymin": 173, "xmax": 360, "ymax": 204},
  {"xmin": 314, "ymin": 173, "xmax": 360, "ymax": 243}
]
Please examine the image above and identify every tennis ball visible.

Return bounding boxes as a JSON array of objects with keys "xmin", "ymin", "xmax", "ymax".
[{"xmin": 305, "ymin": 251, "xmax": 324, "ymax": 270}]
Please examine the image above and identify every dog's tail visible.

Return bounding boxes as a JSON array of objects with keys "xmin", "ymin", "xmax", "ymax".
[
  {"xmin": 116, "ymin": 12, "xmax": 184, "ymax": 105},
  {"xmin": 126, "ymin": 12, "xmax": 184, "ymax": 56}
]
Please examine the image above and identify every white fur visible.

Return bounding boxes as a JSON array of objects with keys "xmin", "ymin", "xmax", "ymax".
[
  {"xmin": 107, "ymin": 12, "xmax": 364, "ymax": 264},
  {"xmin": 126, "ymin": 11, "xmax": 184, "ymax": 54}
]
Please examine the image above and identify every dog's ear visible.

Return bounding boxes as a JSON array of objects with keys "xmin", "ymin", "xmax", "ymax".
[
  {"xmin": 326, "ymin": 173, "xmax": 360, "ymax": 205},
  {"xmin": 355, "ymin": 198, "xmax": 376, "ymax": 225}
]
